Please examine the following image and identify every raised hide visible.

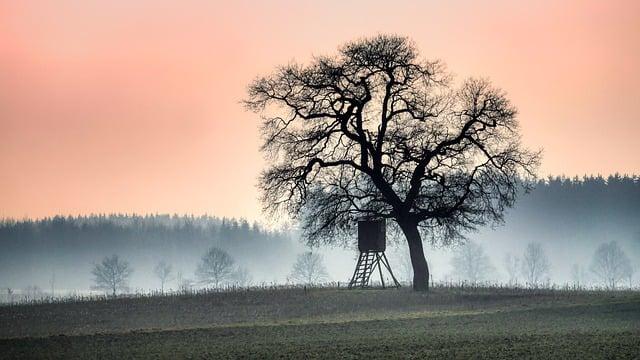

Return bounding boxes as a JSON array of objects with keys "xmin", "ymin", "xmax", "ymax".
[{"xmin": 357, "ymin": 219, "xmax": 386, "ymax": 252}]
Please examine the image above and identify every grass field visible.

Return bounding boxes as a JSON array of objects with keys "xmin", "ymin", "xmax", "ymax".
[{"xmin": 0, "ymin": 286, "xmax": 638, "ymax": 359}]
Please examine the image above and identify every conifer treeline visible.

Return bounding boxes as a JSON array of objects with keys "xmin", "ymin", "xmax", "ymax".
[
  {"xmin": 517, "ymin": 174, "xmax": 640, "ymax": 230},
  {"xmin": 0, "ymin": 214, "xmax": 289, "ymax": 259},
  {"xmin": 0, "ymin": 174, "xmax": 638, "ymax": 252}
]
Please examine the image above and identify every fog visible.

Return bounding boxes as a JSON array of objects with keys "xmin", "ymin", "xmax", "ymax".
[{"xmin": 1, "ymin": 175, "xmax": 638, "ymax": 299}]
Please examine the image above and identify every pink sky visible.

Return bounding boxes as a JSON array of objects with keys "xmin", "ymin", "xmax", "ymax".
[{"xmin": 1, "ymin": 0, "xmax": 639, "ymax": 220}]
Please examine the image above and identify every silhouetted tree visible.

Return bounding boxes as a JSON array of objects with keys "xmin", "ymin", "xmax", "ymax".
[
  {"xmin": 245, "ymin": 34, "xmax": 539, "ymax": 291},
  {"xmin": 520, "ymin": 242, "xmax": 550, "ymax": 286},
  {"xmin": 450, "ymin": 241, "xmax": 494, "ymax": 283},
  {"xmin": 589, "ymin": 241, "xmax": 633, "ymax": 290},
  {"xmin": 196, "ymin": 247, "xmax": 235, "ymax": 288},
  {"xmin": 289, "ymin": 252, "xmax": 329, "ymax": 285},
  {"xmin": 154, "ymin": 260, "xmax": 173, "ymax": 293},
  {"xmin": 503, "ymin": 253, "xmax": 520, "ymax": 285},
  {"xmin": 91, "ymin": 255, "xmax": 133, "ymax": 296}
]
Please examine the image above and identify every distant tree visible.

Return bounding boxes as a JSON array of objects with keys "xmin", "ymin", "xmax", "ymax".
[
  {"xmin": 289, "ymin": 252, "xmax": 329, "ymax": 285},
  {"xmin": 589, "ymin": 241, "xmax": 633, "ymax": 290},
  {"xmin": 245, "ymin": 34, "xmax": 539, "ymax": 291},
  {"xmin": 91, "ymin": 255, "xmax": 133, "ymax": 296},
  {"xmin": 570, "ymin": 263, "xmax": 587, "ymax": 288},
  {"xmin": 520, "ymin": 242, "xmax": 550, "ymax": 286},
  {"xmin": 450, "ymin": 241, "xmax": 494, "ymax": 283},
  {"xmin": 196, "ymin": 247, "xmax": 236, "ymax": 288},
  {"xmin": 154, "ymin": 260, "xmax": 173, "ymax": 293},
  {"xmin": 503, "ymin": 253, "xmax": 520, "ymax": 285}
]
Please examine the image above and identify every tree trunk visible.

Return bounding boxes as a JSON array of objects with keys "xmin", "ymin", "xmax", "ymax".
[{"xmin": 399, "ymin": 220, "xmax": 430, "ymax": 291}]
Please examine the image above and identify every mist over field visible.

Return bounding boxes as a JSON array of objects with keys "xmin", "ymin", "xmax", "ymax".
[
  {"xmin": 2, "ymin": 1, "xmax": 640, "ymax": 357},
  {"xmin": 1, "ymin": 175, "xmax": 638, "ymax": 299}
]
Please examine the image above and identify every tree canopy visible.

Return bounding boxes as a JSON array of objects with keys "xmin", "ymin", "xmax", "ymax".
[
  {"xmin": 91, "ymin": 255, "xmax": 133, "ymax": 296},
  {"xmin": 246, "ymin": 35, "xmax": 539, "ymax": 244},
  {"xmin": 246, "ymin": 35, "xmax": 539, "ymax": 290}
]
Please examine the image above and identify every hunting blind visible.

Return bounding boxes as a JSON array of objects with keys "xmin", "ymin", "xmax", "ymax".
[{"xmin": 348, "ymin": 219, "xmax": 401, "ymax": 289}]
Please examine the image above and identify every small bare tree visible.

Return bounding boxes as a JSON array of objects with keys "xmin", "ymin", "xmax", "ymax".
[
  {"xmin": 196, "ymin": 247, "xmax": 236, "ymax": 288},
  {"xmin": 154, "ymin": 260, "xmax": 173, "ymax": 293},
  {"xmin": 289, "ymin": 251, "xmax": 329, "ymax": 285},
  {"xmin": 92, "ymin": 255, "xmax": 133, "ymax": 296},
  {"xmin": 503, "ymin": 252, "xmax": 520, "ymax": 285},
  {"xmin": 520, "ymin": 242, "xmax": 550, "ymax": 286},
  {"xmin": 589, "ymin": 241, "xmax": 633, "ymax": 290},
  {"xmin": 450, "ymin": 241, "xmax": 494, "ymax": 284}
]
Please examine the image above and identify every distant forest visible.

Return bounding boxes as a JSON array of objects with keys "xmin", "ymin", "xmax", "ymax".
[
  {"xmin": 0, "ymin": 215, "xmax": 296, "ymax": 289},
  {"xmin": 2, "ymin": 174, "xmax": 637, "ymax": 245},
  {"xmin": 524, "ymin": 174, "xmax": 639, "ymax": 219},
  {"xmin": 464, "ymin": 174, "xmax": 640, "ymax": 284},
  {"xmin": 0, "ymin": 174, "xmax": 639, "ymax": 289},
  {"xmin": 0, "ymin": 214, "xmax": 289, "ymax": 257},
  {"xmin": 502, "ymin": 174, "xmax": 640, "ymax": 241}
]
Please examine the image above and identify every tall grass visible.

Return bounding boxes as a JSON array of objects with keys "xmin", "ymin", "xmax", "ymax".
[{"xmin": 1, "ymin": 280, "xmax": 637, "ymax": 307}]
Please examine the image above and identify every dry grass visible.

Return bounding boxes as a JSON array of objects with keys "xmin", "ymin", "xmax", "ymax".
[{"xmin": 0, "ymin": 285, "xmax": 638, "ymax": 359}]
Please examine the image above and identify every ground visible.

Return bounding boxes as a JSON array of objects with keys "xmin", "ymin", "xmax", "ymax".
[{"xmin": 0, "ymin": 286, "xmax": 638, "ymax": 359}]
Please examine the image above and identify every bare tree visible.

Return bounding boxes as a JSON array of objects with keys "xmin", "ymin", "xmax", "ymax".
[
  {"xmin": 520, "ymin": 242, "xmax": 550, "ymax": 286},
  {"xmin": 196, "ymin": 247, "xmax": 236, "ymax": 288},
  {"xmin": 245, "ymin": 34, "xmax": 539, "ymax": 291},
  {"xmin": 154, "ymin": 260, "xmax": 173, "ymax": 293},
  {"xmin": 450, "ymin": 241, "xmax": 494, "ymax": 284},
  {"xmin": 503, "ymin": 252, "xmax": 520, "ymax": 285},
  {"xmin": 289, "ymin": 251, "xmax": 329, "ymax": 285},
  {"xmin": 589, "ymin": 241, "xmax": 633, "ymax": 290},
  {"xmin": 92, "ymin": 255, "xmax": 133, "ymax": 296}
]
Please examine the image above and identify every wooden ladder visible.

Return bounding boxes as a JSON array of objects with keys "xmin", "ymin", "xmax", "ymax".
[{"xmin": 348, "ymin": 251, "xmax": 378, "ymax": 288}]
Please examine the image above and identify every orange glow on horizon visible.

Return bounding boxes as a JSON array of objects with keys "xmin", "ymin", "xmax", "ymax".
[{"xmin": 1, "ymin": 0, "xmax": 639, "ymax": 220}]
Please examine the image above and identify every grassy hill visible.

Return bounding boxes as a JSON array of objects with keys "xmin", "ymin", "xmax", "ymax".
[{"xmin": 1, "ymin": 286, "xmax": 639, "ymax": 359}]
